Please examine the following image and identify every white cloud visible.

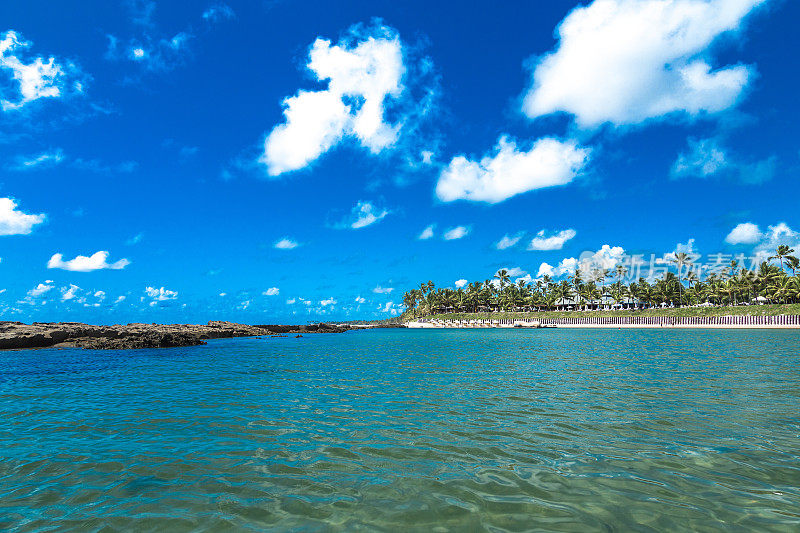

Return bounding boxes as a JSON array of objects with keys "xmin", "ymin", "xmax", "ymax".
[
  {"xmin": 436, "ymin": 136, "xmax": 590, "ymax": 203},
  {"xmin": 219, "ymin": 292, "xmax": 227, "ymax": 297},
  {"xmin": 105, "ymin": 2, "xmax": 194, "ymax": 73},
  {"xmin": 60, "ymin": 284, "xmax": 80, "ymax": 301},
  {"xmin": 286, "ymin": 298, "xmax": 297, "ymax": 304},
  {"xmin": 0, "ymin": 197, "xmax": 45, "ymax": 235},
  {"xmin": 576, "ymin": 245, "xmax": 627, "ymax": 276},
  {"xmin": 753, "ymin": 223, "xmax": 800, "ymax": 262},
  {"xmin": 537, "ymin": 263, "xmax": 555, "ymax": 278},
  {"xmin": 495, "ymin": 232, "xmax": 524, "ymax": 250},
  {"xmin": 11, "ymin": 149, "xmax": 64, "ymax": 170},
  {"xmin": 555, "ymin": 257, "xmax": 580, "ymax": 277},
  {"xmin": 516, "ymin": 274, "xmax": 535, "ymax": 285},
  {"xmin": 0, "ymin": 30, "xmax": 84, "ymax": 111},
  {"xmin": 10, "ymin": 151, "xmax": 138, "ymax": 175},
  {"xmin": 671, "ymin": 137, "xmax": 775, "ymax": 184},
  {"xmin": 443, "ymin": 226, "xmax": 470, "ymax": 240},
  {"xmin": 522, "ymin": 0, "xmax": 765, "ymax": 128},
  {"xmin": 417, "ymin": 225, "xmax": 435, "ymax": 240},
  {"xmin": 262, "ymin": 24, "xmax": 406, "ymax": 175},
  {"xmin": 372, "ymin": 285, "xmax": 393, "ymax": 294},
  {"xmin": 202, "ymin": 4, "xmax": 235, "ymax": 22},
  {"xmin": 126, "ymin": 233, "xmax": 144, "ymax": 245},
  {"xmin": 94, "ymin": 291, "xmax": 106, "ymax": 300},
  {"xmin": 527, "ymin": 229, "xmax": 577, "ymax": 251},
  {"xmin": 661, "ymin": 238, "xmax": 698, "ymax": 263},
  {"xmin": 115, "ymin": 295, "xmax": 126, "ymax": 304},
  {"xmin": 355, "ymin": 296, "xmax": 366, "ymax": 304},
  {"xmin": 454, "ymin": 279, "xmax": 468, "ymax": 288},
  {"xmin": 27, "ymin": 282, "xmax": 54, "ymax": 298},
  {"xmin": 337, "ymin": 201, "xmax": 390, "ymax": 229},
  {"xmin": 542, "ymin": 245, "xmax": 627, "ymax": 279},
  {"xmin": 379, "ymin": 301, "xmax": 400, "ymax": 315},
  {"xmin": 145, "ymin": 286, "xmax": 178, "ymax": 301},
  {"xmin": 672, "ymin": 138, "xmax": 726, "ymax": 177},
  {"xmin": 499, "ymin": 267, "xmax": 528, "ymax": 278},
  {"xmin": 47, "ymin": 251, "xmax": 130, "ymax": 272},
  {"xmin": 726, "ymin": 222, "xmax": 762, "ymax": 245},
  {"xmin": 263, "ymin": 287, "xmax": 280, "ymax": 296},
  {"xmin": 274, "ymin": 238, "xmax": 299, "ymax": 249},
  {"xmin": 320, "ymin": 297, "xmax": 337, "ymax": 307}
]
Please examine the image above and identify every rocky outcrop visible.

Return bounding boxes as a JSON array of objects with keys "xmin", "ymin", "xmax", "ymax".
[{"xmin": 0, "ymin": 321, "xmax": 353, "ymax": 350}]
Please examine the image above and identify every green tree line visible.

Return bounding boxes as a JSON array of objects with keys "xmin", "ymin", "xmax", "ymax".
[{"xmin": 402, "ymin": 246, "xmax": 800, "ymax": 317}]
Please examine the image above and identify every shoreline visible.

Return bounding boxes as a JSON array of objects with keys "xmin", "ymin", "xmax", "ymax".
[
  {"xmin": 0, "ymin": 321, "xmax": 359, "ymax": 351},
  {"xmin": 406, "ymin": 315, "xmax": 800, "ymax": 330},
  {"xmin": 406, "ymin": 322, "xmax": 798, "ymax": 329}
]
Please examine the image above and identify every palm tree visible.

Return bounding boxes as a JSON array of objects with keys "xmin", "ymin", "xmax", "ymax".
[
  {"xmin": 787, "ymin": 256, "xmax": 800, "ymax": 278},
  {"xmin": 494, "ymin": 269, "xmax": 510, "ymax": 290},
  {"xmin": 770, "ymin": 245, "xmax": 798, "ymax": 273},
  {"xmin": 670, "ymin": 252, "xmax": 692, "ymax": 307},
  {"xmin": 569, "ymin": 270, "xmax": 583, "ymax": 309}
]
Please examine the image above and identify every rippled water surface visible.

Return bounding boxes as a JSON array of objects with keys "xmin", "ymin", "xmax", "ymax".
[{"xmin": 2, "ymin": 328, "xmax": 800, "ymax": 531}]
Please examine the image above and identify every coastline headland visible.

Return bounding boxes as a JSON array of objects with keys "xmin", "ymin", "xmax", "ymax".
[
  {"xmin": 0, "ymin": 321, "xmax": 357, "ymax": 351},
  {"xmin": 406, "ymin": 315, "xmax": 800, "ymax": 329}
]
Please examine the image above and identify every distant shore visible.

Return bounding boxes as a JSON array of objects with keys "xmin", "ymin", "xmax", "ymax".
[
  {"xmin": 406, "ymin": 314, "xmax": 800, "ymax": 329},
  {"xmin": 0, "ymin": 321, "xmax": 359, "ymax": 351}
]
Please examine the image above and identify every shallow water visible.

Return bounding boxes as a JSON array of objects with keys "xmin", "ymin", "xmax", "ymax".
[{"xmin": 1, "ymin": 328, "xmax": 799, "ymax": 531}]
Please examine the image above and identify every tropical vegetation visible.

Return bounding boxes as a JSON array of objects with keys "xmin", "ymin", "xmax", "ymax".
[{"xmin": 402, "ymin": 246, "xmax": 800, "ymax": 318}]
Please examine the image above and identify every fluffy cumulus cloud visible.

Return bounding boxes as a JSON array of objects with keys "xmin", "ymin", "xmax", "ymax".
[
  {"xmin": 454, "ymin": 279, "xmax": 468, "ymax": 288},
  {"xmin": 536, "ymin": 257, "xmax": 581, "ymax": 279},
  {"xmin": 578, "ymin": 245, "xmax": 627, "ymax": 276},
  {"xmin": 671, "ymin": 137, "xmax": 775, "ymax": 184},
  {"xmin": 60, "ymin": 284, "xmax": 80, "ymax": 302},
  {"xmin": 540, "ymin": 245, "xmax": 627, "ymax": 279},
  {"xmin": 537, "ymin": 263, "xmax": 555, "ymax": 278},
  {"xmin": 320, "ymin": 297, "xmax": 337, "ymax": 307},
  {"xmin": 527, "ymin": 229, "xmax": 576, "ymax": 251},
  {"xmin": 0, "ymin": 197, "xmax": 45, "ymax": 235},
  {"xmin": 725, "ymin": 222, "xmax": 762, "ymax": 245},
  {"xmin": 0, "ymin": 30, "xmax": 85, "ymax": 111},
  {"xmin": 263, "ymin": 287, "xmax": 280, "ymax": 296},
  {"xmin": 499, "ymin": 267, "xmax": 527, "ymax": 278},
  {"xmin": 495, "ymin": 232, "xmax": 524, "ymax": 250},
  {"xmin": 145, "ymin": 286, "xmax": 178, "ymax": 303},
  {"xmin": 379, "ymin": 301, "xmax": 401, "ymax": 315},
  {"xmin": 337, "ymin": 201, "xmax": 390, "ymax": 229},
  {"xmin": 436, "ymin": 136, "xmax": 590, "ymax": 203},
  {"xmin": 522, "ymin": 0, "xmax": 766, "ymax": 128},
  {"xmin": 443, "ymin": 226, "xmax": 470, "ymax": 240},
  {"xmin": 417, "ymin": 225, "xmax": 435, "ymax": 240},
  {"xmin": 262, "ymin": 24, "xmax": 407, "ymax": 175},
  {"xmin": 273, "ymin": 237, "xmax": 299, "ymax": 249},
  {"xmin": 372, "ymin": 285, "xmax": 394, "ymax": 294},
  {"xmin": 735, "ymin": 223, "xmax": 800, "ymax": 262},
  {"xmin": 27, "ymin": 281, "xmax": 54, "ymax": 298},
  {"xmin": 47, "ymin": 251, "xmax": 130, "ymax": 272}
]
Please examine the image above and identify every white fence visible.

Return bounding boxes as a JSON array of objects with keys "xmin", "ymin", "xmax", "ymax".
[{"xmin": 408, "ymin": 315, "xmax": 800, "ymax": 328}]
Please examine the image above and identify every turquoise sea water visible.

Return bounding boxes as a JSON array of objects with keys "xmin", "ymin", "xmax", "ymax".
[{"xmin": 1, "ymin": 328, "xmax": 800, "ymax": 531}]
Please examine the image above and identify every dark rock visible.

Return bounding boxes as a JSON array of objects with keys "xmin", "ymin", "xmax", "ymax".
[{"xmin": 0, "ymin": 320, "xmax": 358, "ymax": 351}]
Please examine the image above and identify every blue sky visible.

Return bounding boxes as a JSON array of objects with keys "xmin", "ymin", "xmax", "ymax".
[{"xmin": 1, "ymin": 0, "xmax": 798, "ymax": 324}]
